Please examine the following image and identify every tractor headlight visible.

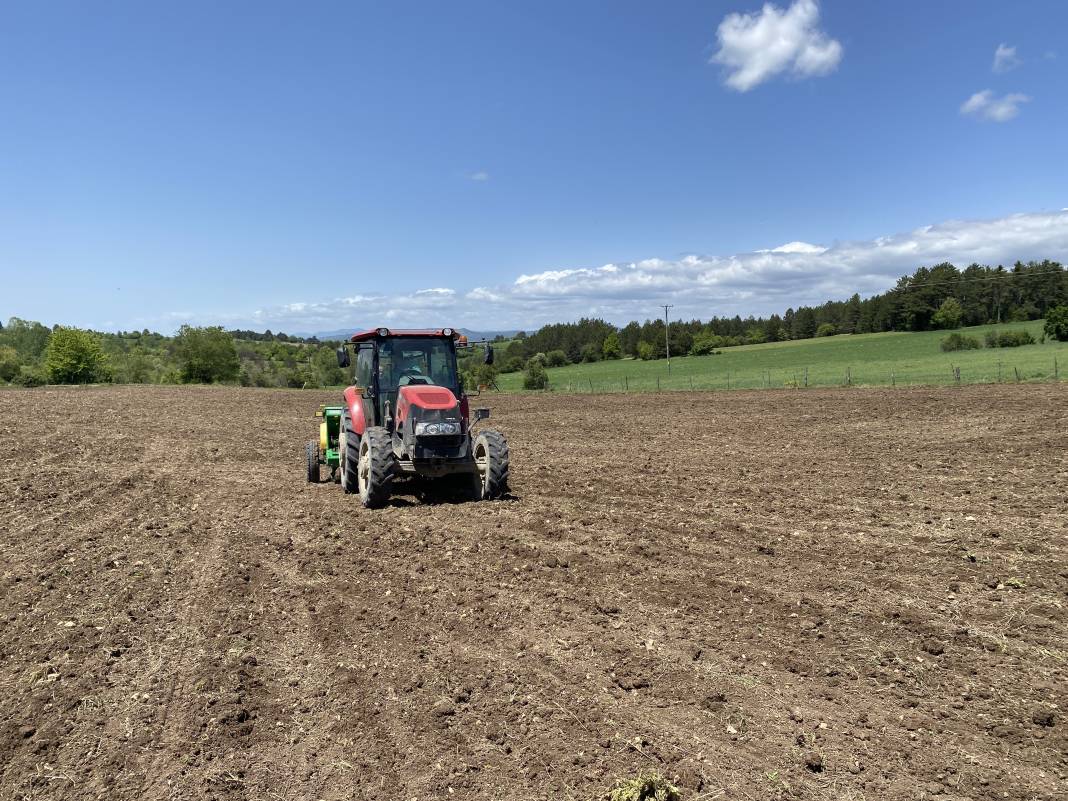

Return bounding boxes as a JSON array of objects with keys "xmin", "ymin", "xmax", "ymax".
[{"xmin": 415, "ymin": 421, "xmax": 460, "ymax": 436}]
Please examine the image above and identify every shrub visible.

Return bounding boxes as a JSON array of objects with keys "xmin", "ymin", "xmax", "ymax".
[
  {"xmin": 940, "ymin": 332, "xmax": 980, "ymax": 352},
  {"xmin": 522, "ymin": 358, "xmax": 549, "ymax": 390},
  {"xmin": 689, "ymin": 332, "xmax": 725, "ymax": 355},
  {"xmin": 545, "ymin": 349, "xmax": 568, "ymax": 367},
  {"xmin": 1045, "ymin": 305, "xmax": 1068, "ymax": 341},
  {"xmin": 12, "ymin": 365, "xmax": 47, "ymax": 387},
  {"xmin": 637, "ymin": 341, "xmax": 656, "ymax": 360},
  {"xmin": 601, "ymin": 331, "xmax": 622, "ymax": 360},
  {"xmin": 931, "ymin": 297, "xmax": 964, "ymax": 329},
  {"xmin": 580, "ymin": 343, "xmax": 600, "ymax": 363},
  {"xmin": 815, "ymin": 322, "xmax": 837, "ymax": 337},
  {"xmin": 45, "ymin": 327, "xmax": 111, "ymax": 384},
  {"xmin": 0, "ymin": 345, "xmax": 19, "ymax": 382},
  {"xmin": 174, "ymin": 325, "xmax": 240, "ymax": 383},
  {"xmin": 985, "ymin": 330, "xmax": 1035, "ymax": 348},
  {"xmin": 500, "ymin": 356, "xmax": 525, "ymax": 373},
  {"xmin": 466, "ymin": 363, "xmax": 499, "ymax": 389}
]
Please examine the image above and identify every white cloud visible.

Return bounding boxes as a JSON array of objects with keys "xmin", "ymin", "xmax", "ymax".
[
  {"xmin": 214, "ymin": 210, "xmax": 1068, "ymax": 332},
  {"xmin": 711, "ymin": 0, "xmax": 842, "ymax": 92},
  {"xmin": 468, "ymin": 171, "xmax": 490, "ymax": 182},
  {"xmin": 961, "ymin": 89, "xmax": 1031, "ymax": 121},
  {"xmin": 993, "ymin": 43, "xmax": 1021, "ymax": 73},
  {"xmin": 761, "ymin": 241, "xmax": 828, "ymax": 254}
]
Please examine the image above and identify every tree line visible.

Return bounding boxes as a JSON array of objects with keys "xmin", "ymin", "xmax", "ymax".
[
  {"xmin": 0, "ymin": 321, "xmax": 349, "ymax": 388},
  {"xmin": 2, "ymin": 259, "xmax": 1066, "ymax": 388},
  {"xmin": 499, "ymin": 260, "xmax": 1068, "ymax": 372}
]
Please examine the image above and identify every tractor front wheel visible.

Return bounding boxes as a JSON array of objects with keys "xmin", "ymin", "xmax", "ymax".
[
  {"xmin": 473, "ymin": 429, "xmax": 509, "ymax": 500},
  {"xmin": 305, "ymin": 440, "xmax": 320, "ymax": 483},
  {"xmin": 357, "ymin": 426, "xmax": 395, "ymax": 508},
  {"xmin": 340, "ymin": 410, "xmax": 360, "ymax": 495}
]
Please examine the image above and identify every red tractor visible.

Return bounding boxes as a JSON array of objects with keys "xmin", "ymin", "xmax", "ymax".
[{"xmin": 305, "ymin": 327, "xmax": 510, "ymax": 508}]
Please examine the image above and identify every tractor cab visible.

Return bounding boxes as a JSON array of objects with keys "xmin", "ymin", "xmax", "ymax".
[{"xmin": 304, "ymin": 327, "xmax": 508, "ymax": 508}]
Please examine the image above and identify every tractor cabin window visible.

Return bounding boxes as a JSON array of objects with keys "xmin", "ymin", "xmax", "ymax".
[
  {"xmin": 355, "ymin": 345, "xmax": 374, "ymax": 389},
  {"xmin": 379, "ymin": 338, "xmax": 457, "ymax": 390}
]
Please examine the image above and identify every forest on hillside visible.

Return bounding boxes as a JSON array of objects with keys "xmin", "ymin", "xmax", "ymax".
[
  {"xmin": 500, "ymin": 260, "xmax": 1068, "ymax": 371},
  {"xmin": 1, "ymin": 259, "xmax": 1066, "ymax": 388}
]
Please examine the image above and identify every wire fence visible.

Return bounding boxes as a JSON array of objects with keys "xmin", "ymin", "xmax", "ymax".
[{"xmin": 529, "ymin": 356, "xmax": 1064, "ymax": 394}]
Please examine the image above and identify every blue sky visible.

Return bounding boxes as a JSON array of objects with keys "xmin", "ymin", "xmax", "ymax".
[{"xmin": 1, "ymin": 0, "xmax": 1066, "ymax": 333}]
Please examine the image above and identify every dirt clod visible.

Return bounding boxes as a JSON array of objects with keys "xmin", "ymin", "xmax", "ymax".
[{"xmin": 1031, "ymin": 708, "xmax": 1055, "ymax": 727}]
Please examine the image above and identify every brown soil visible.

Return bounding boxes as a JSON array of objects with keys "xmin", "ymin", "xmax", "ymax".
[{"xmin": 1, "ymin": 384, "xmax": 1065, "ymax": 801}]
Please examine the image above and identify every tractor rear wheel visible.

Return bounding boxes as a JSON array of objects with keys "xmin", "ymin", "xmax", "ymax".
[
  {"xmin": 340, "ymin": 410, "xmax": 360, "ymax": 495},
  {"xmin": 357, "ymin": 426, "xmax": 395, "ymax": 508},
  {"xmin": 473, "ymin": 429, "xmax": 509, "ymax": 500},
  {"xmin": 305, "ymin": 440, "xmax": 320, "ymax": 483}
]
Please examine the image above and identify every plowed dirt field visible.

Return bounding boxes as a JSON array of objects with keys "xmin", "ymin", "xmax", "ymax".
[{"xmin": 1, "ymin": 384, "xmax": 1066, "ymax": 801}]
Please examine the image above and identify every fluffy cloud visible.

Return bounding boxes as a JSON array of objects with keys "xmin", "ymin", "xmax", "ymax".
[
  {"xmin": 711, "ymin": 0, "xmax": 842, "ymax": 92},
  {"xmin": 226, "ymin": 210, "xmax": 1068, "ymax": 332},
  {"xmin": 993, "ymin": 43, "xmax": 1021, "ymax": 73},
  {"xmin": 961, "ymin": 89, "xmax": 1031, "ymax": 122},
  {"xmin": 468, "ymin": 171, "xmax": 490, "ymax": 182}
]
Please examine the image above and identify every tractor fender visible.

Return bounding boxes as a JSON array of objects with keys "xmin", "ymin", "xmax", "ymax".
[{"xmin": 342, "ymin": 386, "xmax": 367, "ymax": 436}]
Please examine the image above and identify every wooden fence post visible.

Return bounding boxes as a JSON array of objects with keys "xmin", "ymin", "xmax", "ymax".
[
  {"xmin": 891, "ymin": 369, "xmax": 896, "ymax": 386},
  {"xmin": 997, "ymin": 361, "xmax": 1002, "ymax": 383},
  {"xmin": 657, "ymin": 376, "xmax": 660, "ymax": 392},
  {"xmin": 1014, "ymin": 366, "xmax": 1020, "ymax": 382},
  {"xmin": 804, "ymin": 367, "xmax": 808, "ymax": 387}
]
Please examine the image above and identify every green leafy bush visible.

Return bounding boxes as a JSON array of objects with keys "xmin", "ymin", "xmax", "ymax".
[
  {"xmin": 522, "ymin": 358, "xmax": 549, "ymax": 390},
  {"xmin": 45, "ymin": 327, "xmax": 111, "ymax": 384},
  {"xmin": 601, "ymin": 331, "xmax": 622, "ymax": 360},
  {"xmin": 940, "ymin": 332, "xmax": 980, "ymax": 352},
  {"xmin": 12, "ymin": 365, "xmax": 47, "ymax": 387},
  {"xmin": 500, "ymin": 356, "xmax": 525, "ymax": 373},
  {"xmin": 815, "ymin": 322, "xmax": 837, "ymax": 337},
  {"xmin": 0, "ymin": 345, "xmax": 19, "ymax": 382},
  {"xmin": 689, "ymin": 332, "xmax": 725, "ymax": 355},
  {"xmin": 931, "ymin": 297, "xmax": 964, "ymax": 329},
  {"xmin": 545, "ymin": 349, "xmax": 568, "ymax": 367},
  {"xmin": 174, "ymin": 325, "xmax": 240, "ymax": 383},
  {"xmin": 1045, "ymin": 305, "xmax": 1068, "ymax": 341},
  {"xmin": 984, "ymin": 330, "xmax": 1035, "ymax": 348}
]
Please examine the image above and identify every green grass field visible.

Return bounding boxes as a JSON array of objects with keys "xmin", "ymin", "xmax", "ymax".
[{"xmin": 495, "ymin": 320, "xmax": 1067, "ymax": 393}]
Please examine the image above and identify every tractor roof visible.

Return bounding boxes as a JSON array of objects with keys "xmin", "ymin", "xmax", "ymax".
[{"xmin": 348, "ymin": 328, "xmax": 462, "ymax": 343}]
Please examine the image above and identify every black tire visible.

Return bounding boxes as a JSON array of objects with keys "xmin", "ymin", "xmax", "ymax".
[
  {"xmin": 357, "ymin": 426, "xmax": 395, "ymax": 508},
  {"xmin": 473, "ymin": 429, "xmax": 509, "ymax": 500},
  {"xmin": 340, "ymin": 410, "xmax": 360, "ymax": 495},
  {"xmin": 305, "ymin": 440, "xmax": 320, "ymax": 483}
]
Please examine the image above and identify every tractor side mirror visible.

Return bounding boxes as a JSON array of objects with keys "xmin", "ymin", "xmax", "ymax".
[
  {"xmin": 473, "ymin": 408, "xmax": 490, "ymax": 422},
  {"xmin": 484, "ymin": 344, "xmax": 494, "ymax": 365},
  {"xmin": 336, "ymin": 346, "xmax": 350, "ymax": 368}
]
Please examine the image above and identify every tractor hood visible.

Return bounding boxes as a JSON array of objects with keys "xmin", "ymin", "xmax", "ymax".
[{"xmin": 396, "ymin": 385, "xmax": 461, "ymax": 426}]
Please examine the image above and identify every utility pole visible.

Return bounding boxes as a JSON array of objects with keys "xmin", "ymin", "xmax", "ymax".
[{"xmin": 661, "ymin": 304, "xmax": 673, "ymax": 374}]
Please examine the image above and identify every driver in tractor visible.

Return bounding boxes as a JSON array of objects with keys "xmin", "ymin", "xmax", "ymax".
[{"xmin": 397, "ymin": 355, "xmax": 431, "ymax": 386}]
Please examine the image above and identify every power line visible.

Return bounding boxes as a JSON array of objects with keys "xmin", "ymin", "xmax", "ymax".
[{"xmin": 894, "ymin": 268, "xmax": 1065, "ymax": 291}]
